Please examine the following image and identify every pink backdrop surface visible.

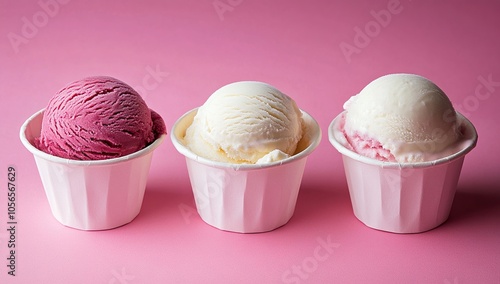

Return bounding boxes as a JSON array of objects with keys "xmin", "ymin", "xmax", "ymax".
[{"xmin": 1, "ymin": 0, "xmax": 499, "ymax": 283}]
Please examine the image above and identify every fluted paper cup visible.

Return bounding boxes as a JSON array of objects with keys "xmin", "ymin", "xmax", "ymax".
[
  {"xmin": 329, "ymin": 111, "xmax": 477, "ymax": 233},
  {"xmin": 20, "ymin": 109, "xmax": 166, "ymax": 230},
  {"xmin": 171, "ymin": 108, "xmax": 321, "ymax": 233}
]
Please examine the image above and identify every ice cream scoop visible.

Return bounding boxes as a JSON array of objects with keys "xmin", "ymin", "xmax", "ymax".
[
  {"xmin": 36, "ymin": 76, "xmax": 166, "ymax": 160},
  {"xmin": 184, "ymin": 81, "xmax": 304, "ymax": 164},
  {"xmin": 171, "ymin": 81, "xmax": 321, "ymax": 233},
  {"xmin": 21, "ymin": 76, "xmax": 167, "ymax": 230},
  {"xmin": 329, "ymin": 73, "xmax": 478, "ymax": 233},
  {"xmin": 341, "ymin": 73, "xmax": 462, "ymax": 163}
]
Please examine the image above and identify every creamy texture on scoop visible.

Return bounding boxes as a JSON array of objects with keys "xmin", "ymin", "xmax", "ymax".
[
  {"xmin": 342, "ymin": 73, "xmax": 462, "ymax": 163},
  {"xmin": 184, "ymin": 81, "xmax": 304, "ymax": 164},
  {"xmin": 36, "ymin": 76, "xmax": 166, "ymax": 160}
]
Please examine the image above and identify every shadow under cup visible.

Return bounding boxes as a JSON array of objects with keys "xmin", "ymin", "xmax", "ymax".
[
  {"xmin": 20, "ymin": 109, "xmax": 166, "ymax": 231},
  {"xmin": 329, "ymin": 112, "xmax": 478, "ymax": 233},
  {"xmin": 171, "ymin": 108, "xmax": 321, "ymax": 233}
]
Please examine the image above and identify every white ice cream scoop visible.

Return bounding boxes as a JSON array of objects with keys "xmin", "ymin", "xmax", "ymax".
[
  {"xmin": 343, "ymin": 73, "xmax": 461, "ymax": 163},
  {"xmin": 184, "ymin": 81, "xmax": 304, "ymax": 164}
]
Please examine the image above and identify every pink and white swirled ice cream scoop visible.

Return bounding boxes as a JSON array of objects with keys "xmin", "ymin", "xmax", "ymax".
[{"xmin": 340, "ymin": 73, "xmax": 464, "ymax": 163}]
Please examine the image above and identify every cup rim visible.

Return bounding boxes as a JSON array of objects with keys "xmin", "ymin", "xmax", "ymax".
[
  {"xmin": 328, "ymin": 111, "xmax": 478, "ymax": 169},
  {"xmin": 170, "ymin": 108, "xmax": 322, "ymax": 170},
  {"xmin": 20, "ymin": 109, "xmax": 166, "ymax": 166}
]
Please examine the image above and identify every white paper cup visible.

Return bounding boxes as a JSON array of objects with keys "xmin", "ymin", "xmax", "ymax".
[
  {"xmin": 329, "ymin": 111, "xmax": 477, "ymax": 233},
  {"xmin": 171, "ymin": 108, "xmax": 321, "ymax": 233},
  {"xmin": 20, "ymin": 109, "xmax": 166, "ymax": 230}
]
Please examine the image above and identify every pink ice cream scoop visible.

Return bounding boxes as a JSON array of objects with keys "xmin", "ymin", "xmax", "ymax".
[
  {"xmin": 340, "ymin": 73, "xmax": 463, "ymax": 163},
  {"xmin": 36, "ymin": 76, "xmax": 166, "ymax": 160}
]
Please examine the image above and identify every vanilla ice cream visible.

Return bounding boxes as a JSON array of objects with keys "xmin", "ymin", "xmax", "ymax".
[
  {"xmin": 184, "ymin": 81, "xmax": 304, "ymax": 164},
  {"xmin": 341, "ymin": 73, "xmax": 462, "ymax": 163}
]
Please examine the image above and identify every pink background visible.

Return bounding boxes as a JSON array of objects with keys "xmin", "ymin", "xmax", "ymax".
[{"xmin": 1, "ymin": 0, "xmax": 499, "ymax": 283}]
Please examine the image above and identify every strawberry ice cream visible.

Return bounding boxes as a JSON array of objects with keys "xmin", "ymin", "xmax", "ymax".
[
  {"xmin": 329, "ymin": 73, "xmax": 478, "ymax": 233},
  {"xmin": 339, "ymin": 73, "xmax": 463, "ymax": 163},
  {"xmin": 36, "ymin": 76, "xmax": 166, "ymax": 160}
]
